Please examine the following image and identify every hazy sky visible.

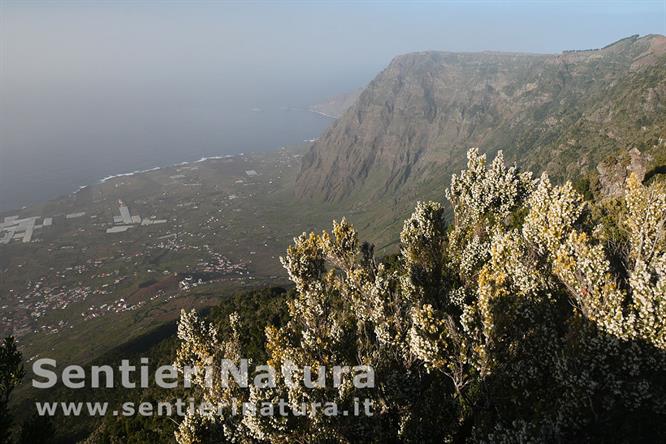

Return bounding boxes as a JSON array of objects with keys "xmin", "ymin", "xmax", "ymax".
[
  {"xmin": 2, "ymin": 1, "xmax": 665, "ymax": 103},
  {"xmin": 0, "ymin": 1, "xmax": 664, "ymax": 210}
]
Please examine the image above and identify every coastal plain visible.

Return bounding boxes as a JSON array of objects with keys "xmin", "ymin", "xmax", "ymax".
[{"xmin": 0, "ymin": 149, "xmax": 342, "ymax": 367}]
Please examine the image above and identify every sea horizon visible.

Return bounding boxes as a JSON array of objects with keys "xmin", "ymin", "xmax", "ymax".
[{"xmin": 0, "ymin": 107, "xmax": 332, "ymax": 213}]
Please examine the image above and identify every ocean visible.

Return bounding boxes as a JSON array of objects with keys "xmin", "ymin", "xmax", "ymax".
[{"xmin": 0, "ymin": 105, "xmax": 332, "ymax": 212}]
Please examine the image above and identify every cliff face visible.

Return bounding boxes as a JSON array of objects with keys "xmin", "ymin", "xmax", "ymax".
[{"xmin": 296, "ymin": 35, "xmax": 666, "ymax": 204}]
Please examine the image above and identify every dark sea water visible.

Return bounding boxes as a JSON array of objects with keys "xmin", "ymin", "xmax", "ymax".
[{"xmin": 0, "ymin": 106, "xmax": 332, "ymax": 212}]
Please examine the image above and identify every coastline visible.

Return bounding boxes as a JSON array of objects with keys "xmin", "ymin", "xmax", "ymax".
[
  {"xmin": 2, "ymin": 107, "xmax": 333, "ymax": 214},
  {"xmin": 0, "ymin": 154, "xmax": 245, "ymax": 215},
  {"xmin": 307, "ymin": 109, "xmax": 339, "ymax": 119},
  {"xmin": 94, "ymin": 154, "xmax": 240, "ymax": 186}
]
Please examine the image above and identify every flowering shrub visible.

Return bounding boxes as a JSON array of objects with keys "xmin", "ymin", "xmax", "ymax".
[{"xmin": 176, "ymin": 149, "xmax": 666, "ymax": 442}]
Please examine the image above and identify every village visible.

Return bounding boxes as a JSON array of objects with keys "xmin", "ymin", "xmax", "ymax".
[{"xmin": 0, "ymin": 152, "xmax": 304, "ymax": 348}]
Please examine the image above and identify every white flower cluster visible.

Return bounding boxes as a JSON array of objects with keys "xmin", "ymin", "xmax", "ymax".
[
  {"xmin": 446, "ymin": 148, "xmax": 533, "ymax": 228},
  {"xmin": 523, "ymin": 172, "xmax": 666, "ymax": 349},
  {"xmin": 446, "ymin": 148, "xmax": 532, "ymax": 285},
  {"xmin": 174, "ymin": 310, "xmax": 251, "ymax": 443},
  {"xmin": 174, "ymin": 148, "xmax": 666, "ymax": 442}
]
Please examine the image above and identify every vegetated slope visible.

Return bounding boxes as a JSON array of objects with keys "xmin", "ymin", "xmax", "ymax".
[
  {"xmin": 296, "ymin": 34, "xmax": 666, "ymax": 208},
  {"xmin": 15, "ymin": 287, "xmax": 292, "ymax": 444}
]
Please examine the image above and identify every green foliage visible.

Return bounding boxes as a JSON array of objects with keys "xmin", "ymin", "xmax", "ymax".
[
  {"xmin": 17, "ymin": 287, "xmax": 290, "ymax": 443},
  {"xmin": 18, "ymin": 412, "xmax": 54, "ymax": 444},
  {"xmin": 0, "ymin": 337, "xmax": 24, "ymax": 444},
  {"xmin": 209, "ymin": 287, "xmax": 291, "ymax": 363},
  {"xmin": 175, "ymin": 149, "xmax": 666, "ymax": 443}
]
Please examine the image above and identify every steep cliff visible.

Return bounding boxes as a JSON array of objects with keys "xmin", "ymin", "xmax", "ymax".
[{"xmin": 296, "ymin": 34, "xmax": 666, "ymax": 204}]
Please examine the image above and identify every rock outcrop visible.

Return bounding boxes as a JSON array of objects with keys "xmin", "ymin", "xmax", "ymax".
[{"xmin": 597, "ymin": 148, "xmax": 653, "ymax": 197}]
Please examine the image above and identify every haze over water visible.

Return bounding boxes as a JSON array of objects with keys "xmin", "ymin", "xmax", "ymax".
[{"xmin": 1, "ymin": 1, "xmax": 663, "ymax": 212}]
